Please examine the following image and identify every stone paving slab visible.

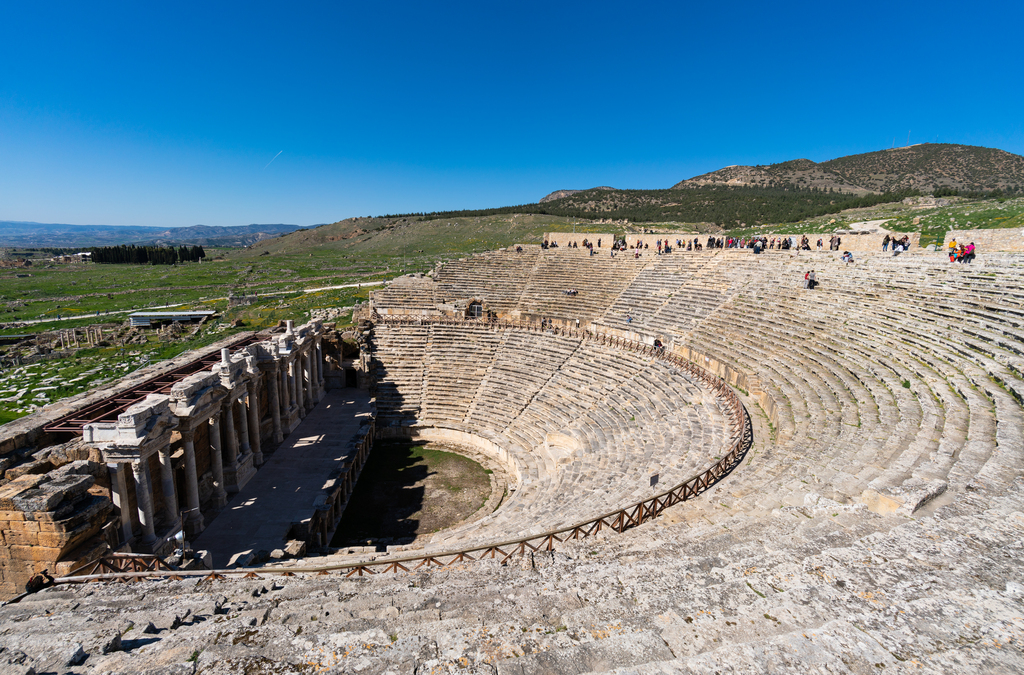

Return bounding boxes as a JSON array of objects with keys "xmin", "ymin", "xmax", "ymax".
[{"xmin": 192, "ymin": 389, "xmax": 373, "ymax": 567}]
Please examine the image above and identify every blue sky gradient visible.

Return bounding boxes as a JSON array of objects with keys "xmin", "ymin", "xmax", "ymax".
[{"xmin": 1, "ymin": 1, "xmax": 1022, "ymax": 227}]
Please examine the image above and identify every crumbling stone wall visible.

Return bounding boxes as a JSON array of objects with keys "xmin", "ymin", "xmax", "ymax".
[
  {"xmin": 322, "ymin": 323, "xmax": 372, "ymax": 391},
  {"xmin": 0, "ymin": 455, "xmax": 111, "ymax": 598}
]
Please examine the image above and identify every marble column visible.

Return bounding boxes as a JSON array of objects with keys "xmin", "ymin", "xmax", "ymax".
[
  {"xmin": 237, "ymin": 398, "xmax": 251, "ymax": 455},
  {"xmin": 316, "ymin": 338, "xmax": 325, "ymax": 395},
  {"xmin": 156, "ymin": 445, "xmax": 179, "ymax": 525},
  {"xmin": 181, "ymin": 430, "xmax": 205, "ymax": 536},
  {"xmin": 107, "ymin": 463, "xmax": 133, "ymax": 545},
  {"xmin": 267, "ymin": 363, "xmax": 283, "ymax": 443},
  {"xmin": 291, "ymin": 358, "xmax": 300, "ymax": 410},
  {"xmin": 317, "ymin": 342, "xmax": 324, "ymax": 399},
  {"xmin": 131, "ymin": 458, "xmax": 158, "ymax": 548},
  {"xmin": 246, "ymin": 380, "xmax": 263, "ymax": 466},
  {"xmin": 223, "ymin": 403, "xmax": 239, "ymax": 469},
  {"xmin": 280, "ymin": 361, "xmax": 291, "ymax": 416},
  {"xmin": 208, "ymin": 415, "xmax": 227, "ymax": 507},
  {"xmin": 294, "ymin": 356, "xmax": 305, "ymax": 418},
  {"xmin": 304, "ymin": 348, "xmax": 314, "ymax": 412}
]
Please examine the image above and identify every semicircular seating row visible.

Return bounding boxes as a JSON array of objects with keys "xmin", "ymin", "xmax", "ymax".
[
  {"xmin": 662, "ymin": 251, "xmax": 1024, "ymax": 524},
  {"xmin": 375, "ymin": 248, "xmax": 1024, "ymax": 532},
  {"xmin": 369, "ymin": 322, "xmax": 736, "ymax": 549}
]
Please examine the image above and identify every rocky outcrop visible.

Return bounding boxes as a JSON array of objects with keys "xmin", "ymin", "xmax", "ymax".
[{"xmin": 539, "ymin": 187, "xmax": 616, "ymax": 203}]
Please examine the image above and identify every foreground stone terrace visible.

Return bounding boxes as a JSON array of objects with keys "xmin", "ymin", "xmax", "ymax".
[{"xmin": 2, "ymin": 477, "xmax": 1021, "ymax": 673}]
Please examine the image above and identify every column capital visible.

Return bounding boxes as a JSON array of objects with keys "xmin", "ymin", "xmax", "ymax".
[{"xmin": 179, "ymin": 429, "xmax": 195, "ymax": 444}]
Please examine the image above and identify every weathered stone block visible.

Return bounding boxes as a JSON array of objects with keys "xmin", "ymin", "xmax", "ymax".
[
  {"xmin": 5, "ymin": 519, "xmax": 39, "ymax": 533},
  {"xmin": 43, "ymin": 511, "xmax": 104, "ymax": 551},
  {"xmin": 284, "ymin": 539, "xmax": 306, "ymax": 557},
  {"xmin": 0, "ymin": 581, "xmax": 18, "ymax": 601},
  {"xmin": 33, "ymin": 495, "xmax": 110, "ymax": 528},
  {"xmin": 10, "ymin": 487, "xmax": 64, "ymax": 513},
  {"xmin": 9, "ymin": 545, "xmax": 63, "ymax": 562},
  {"xmin": 0, "ymin": 475, "xmax": 45, "ymax": 509},
  {"xmin": 48, "ymin": 459, "xmax": 96, "ymax": 480},
  {"xmin": 0, "ymin": 509, "xmax": 26, "ymax": 521},
  {"xmin": 53, "ymin": 536, "xmax": 110, "ymax": 577},
  {"xmin": 859, "ymin": 488, "xmax": 902, "ymax": 515},
  {"xmin": 5, "ymin": 459, "xmax": 54, "ymax": 481},
  {"xmin": 8, "ymin": 473, "xmax": 94, "ymax": 514},
  {"xmin": 4, "ymin": 530, "xmax": 39, "ymax": 547}
]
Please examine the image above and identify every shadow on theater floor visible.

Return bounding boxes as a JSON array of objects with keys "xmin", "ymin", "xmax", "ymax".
[{"xmin": 330, "ymin": 439, "xmax": 429, "ymax": 548}]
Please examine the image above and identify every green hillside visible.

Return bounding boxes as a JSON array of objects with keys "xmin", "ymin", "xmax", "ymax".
[{"xmin": 677, "ymin": 143, "xmax": 1024, "ymax": 195}]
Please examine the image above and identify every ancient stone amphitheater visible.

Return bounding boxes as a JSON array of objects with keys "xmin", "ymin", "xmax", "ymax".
[{"xmin": 2, "ymin": 243, "xmax": 1024, "ymax": 674}]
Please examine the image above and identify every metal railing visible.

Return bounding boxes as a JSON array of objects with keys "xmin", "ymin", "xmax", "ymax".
[{"xmin": 52, "ymin": 317, "xmax": 751, "ymax": 586}]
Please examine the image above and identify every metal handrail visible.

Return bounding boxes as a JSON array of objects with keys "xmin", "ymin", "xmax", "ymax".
[{"xmin": 53, "ymin": 317, "xmax": 751, "ymax": 586}]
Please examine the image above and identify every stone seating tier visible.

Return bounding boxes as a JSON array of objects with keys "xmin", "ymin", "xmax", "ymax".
[
  {"xmin": 369, "ymin": 323, "xmax": 733, "ymax": 547},
  {"xmin": 404, "ymin": 248, "xmax": 1024, "ymax": 527}
]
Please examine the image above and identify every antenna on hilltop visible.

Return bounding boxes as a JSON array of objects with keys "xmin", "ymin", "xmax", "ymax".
[{"xmin": 907, "ymin": 130, "xmax": 911, "ymax": 147}]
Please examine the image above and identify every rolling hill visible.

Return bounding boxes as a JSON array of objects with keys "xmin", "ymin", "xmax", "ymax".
[
  {"xmin": 427, "ymin": 143, "xmax": 1024, "ymax": 227},
  {"xmin": 674, "ymin": 143, "xmax": 1024, "ymax": 194}
]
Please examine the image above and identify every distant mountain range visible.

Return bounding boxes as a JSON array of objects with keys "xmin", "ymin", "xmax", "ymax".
[
  {"xmin": 517, "ymin": 143, "xmax": 1024, "ymax": 225},
  {"xmin": 0, "ymin": 222, "xmax": 316, "ymax": 249},
  {"xmin": 541, "ymin": 144, "xmax": 1024, "ymax": 201},
  {"xmin": 674, "ymin": 143, "xmax": 1024, "ymax": 194}
]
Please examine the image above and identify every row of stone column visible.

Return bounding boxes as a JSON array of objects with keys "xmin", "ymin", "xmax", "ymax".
[
  {"xmin": 265, "ymin": 337, "xmax": 325, "ymax": 443},
  {"xmin": 108, "ymin": 379, "xmax": 270, "ymax": 547},
  {"xmin": 105, "ymin": 334, "xmax": 326, "ymax": 551}
]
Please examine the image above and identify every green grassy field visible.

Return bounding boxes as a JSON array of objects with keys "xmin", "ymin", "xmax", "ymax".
[
  {"xmin": 0, "ymin": 327, "xmax": 246, "ymax": 423},
  {"xmin": 0, "ymin": 214, "xmax": 604, "ymax": 334}
]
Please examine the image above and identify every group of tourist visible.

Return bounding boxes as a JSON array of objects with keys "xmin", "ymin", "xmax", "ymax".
[
  {"xmin": 563, "ymin": 288, "xmax": 580, "ymax": 296},
  {"xmin": 542, "ymin": 238, "xmax": 603, "ymax": 253},
  {"xmin": 543, "ymin": 232, "xmax": 985, "ymax": 264},
  {"xmin": 881, "ymin": 234, "xmax": 912, "ymax": 255},
  {"xmin": 947, "ymin": 239, "xmax": 977, "ymax": 263}
]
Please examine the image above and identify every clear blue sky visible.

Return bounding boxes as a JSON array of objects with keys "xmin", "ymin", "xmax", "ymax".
[{"xmin": 1, "ymin": 1, "xmax": 1022, "ymax": 228}]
